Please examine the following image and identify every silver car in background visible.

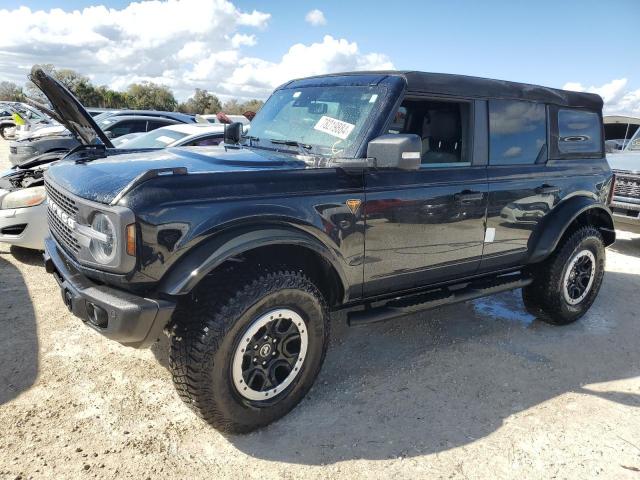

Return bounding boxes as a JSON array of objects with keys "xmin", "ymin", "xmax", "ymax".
[{"xmin": 607, "ymin": 125, "xmax": 640, "ymax": 232}]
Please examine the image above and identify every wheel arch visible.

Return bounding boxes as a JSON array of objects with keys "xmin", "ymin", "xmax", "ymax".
[
  {"xmin": 158, "ymin": 225, "xmax": 349, "ymax": 306},
  {"xmin": 527, "ymin": 196, "xmax": 615, "ymax": 264}
]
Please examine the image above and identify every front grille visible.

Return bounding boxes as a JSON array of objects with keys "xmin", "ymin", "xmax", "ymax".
[
  {"xmin": 45, "ymin": 181, "xmax": 78, "ymax": 217},
  {"xmin": 45, "ymin": 180, "xmax": 81, "ymax": 254},
  {"xmin": 613, "ymin": 175, "xmax": 640, "ymax": 200},
  {"xmin": 9, "ymin": 146, "xmax": 17, "ymax": 154},
  {"xmin": 47, "ymin": 208, "xmax": 80, "ymax": 253}
]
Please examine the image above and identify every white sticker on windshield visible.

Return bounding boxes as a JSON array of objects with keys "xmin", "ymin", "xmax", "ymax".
[
  {"xmin": 369, "ymin": 94, "xmax": 378, "ymax": 103},
  {"xmin": 293, "ymin": 91, "xmax": 302, "ymax": 98},
  {"xmin": 155, "ymin": 135, "xmax": 176, "ymax": 144},
  {"xmin": 313, "ymin": 115, "xmax": 355, "ymax": 140}
]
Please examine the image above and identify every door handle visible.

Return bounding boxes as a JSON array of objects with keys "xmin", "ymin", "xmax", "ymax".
[
  {"xmin": 535, "ymin": 185, "xmax": 560, "ymax": 195},
  {"xmin": 455, "ymin": 190, "xmax": 484, "ymax": 203}
]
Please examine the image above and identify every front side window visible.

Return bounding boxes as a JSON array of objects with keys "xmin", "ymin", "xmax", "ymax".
[
  {"xmin": 388, "ymin": 98, "xmax": 471, "ymax": 167},
  {"xmin": 557, "ymin": 109, "xmax": 601, "ymax": 154},
  {"xmin": 247, "ymin": 85, "xmax": 383, "ymax": 157},
  {"xmin": 489, "ymin": 100, "xmax": 546, "ymax": 165}
]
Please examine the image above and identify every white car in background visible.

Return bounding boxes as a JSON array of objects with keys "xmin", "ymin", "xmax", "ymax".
[{"xmin": 0, "ymin": 124, "xmax": 241, "ymax": 250}]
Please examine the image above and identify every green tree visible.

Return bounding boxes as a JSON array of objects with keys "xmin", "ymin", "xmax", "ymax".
[
  {"xmin": 221, "ymin": 98, "xmax": 264, "ymax": 115},
  {"xmin": 178, "ymin": 89, "xmax": 222, "ymax": 114},
  {"xmin": 126, "ymin": 82, "xmax": 177, "ymax": 111},
  {"xmin": 0, "ymin": 82, "xmax": 24, "ymax": 102}
]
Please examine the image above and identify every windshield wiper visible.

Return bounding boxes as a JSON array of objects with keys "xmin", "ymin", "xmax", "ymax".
[
  {"xmin": 269, "ymin": 138, "xmax": 312, "ymax": 151},
  {"xmin": 242, "ymin": 134, "xmax": 260, "ymax": 146}
]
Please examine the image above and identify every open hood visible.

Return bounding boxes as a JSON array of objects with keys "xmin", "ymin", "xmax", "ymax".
[{"xmin": 28, "ymin": 67, "xmax": 114, "ymax": 148}]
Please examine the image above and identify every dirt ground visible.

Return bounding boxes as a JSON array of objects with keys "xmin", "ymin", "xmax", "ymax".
[{"xmin": 0, "ymin": 137, "xmax": 639, "ymax": 479}]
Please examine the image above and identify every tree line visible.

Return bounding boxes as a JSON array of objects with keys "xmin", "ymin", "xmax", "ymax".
[{"xmin": 0, "ymin": 64, "xmax": 263, "ymax": 115}]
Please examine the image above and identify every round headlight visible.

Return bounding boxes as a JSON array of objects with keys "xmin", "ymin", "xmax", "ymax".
[{"xmin": 89, "ymin": 213, "xmax": 117, "ymax": 264}]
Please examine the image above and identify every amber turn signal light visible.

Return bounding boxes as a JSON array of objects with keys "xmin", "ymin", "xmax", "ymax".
[{"xmin": 126, "ymin": 224, "xmax": 136, "ymax": 256}]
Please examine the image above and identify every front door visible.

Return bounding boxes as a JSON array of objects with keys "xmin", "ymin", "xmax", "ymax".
[{"xmin": 362, "ymin": 97, "xmax": 488, "ymax": 297}]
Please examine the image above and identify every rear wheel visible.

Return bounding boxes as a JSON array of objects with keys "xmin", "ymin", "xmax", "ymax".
[
  {"xmin": 522, "ymin": 226, "xmax": 605, "ymax": 325},
  {"xmin": 169, "ymin": 268, "xmax": 329, "ymax": 433}
]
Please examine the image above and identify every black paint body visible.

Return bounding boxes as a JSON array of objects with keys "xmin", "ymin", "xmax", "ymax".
[{"xmin": 45, "ymin": 72, "xmax": 614, "ymax": 313}]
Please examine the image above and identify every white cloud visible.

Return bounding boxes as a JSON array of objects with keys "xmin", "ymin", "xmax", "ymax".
[
  {"xmin": 563, "ymin": 78, "xmax": 640, "ymax": 117},
  {"xmin": 305, "ymin": 9, "xmax": 327, "ymax": 26},
  {"xmin": 503, "ymin": 146, "xmax": 522, "ymax": 158},
  {"xmin": 221, "ymin": 36, "xmax": 394, "ymax": 97},
  {"xmin": 0, "ymin": 2, "xmax": 391, "ymax": 101}
]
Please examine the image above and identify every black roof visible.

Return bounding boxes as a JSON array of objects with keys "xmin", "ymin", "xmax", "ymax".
[{"xmin": 285, "ymin": 71, "xmax": 602, "ymax": 110}]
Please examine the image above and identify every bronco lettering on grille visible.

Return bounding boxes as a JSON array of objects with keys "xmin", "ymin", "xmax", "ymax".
[{"xmin": 49, "ymin": 200, "xmax": 77, "ymax": 230}]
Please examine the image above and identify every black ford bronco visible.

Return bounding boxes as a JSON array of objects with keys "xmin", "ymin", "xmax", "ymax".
[{"xmin": 37, "ymin": 67, "xmax": 615, "ymax": 432}]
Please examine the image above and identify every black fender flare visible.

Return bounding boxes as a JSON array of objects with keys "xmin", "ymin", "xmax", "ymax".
[
  {"xmin": 526, "ymin": 196, "xmax": 615, "ymax": 264},
  {"xmin": 158, "ymin": 225, "xmax": 349, "ymax": 298}
]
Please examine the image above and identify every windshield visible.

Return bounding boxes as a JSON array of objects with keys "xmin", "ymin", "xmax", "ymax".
[
  {"xmin": 628, "ymin": 127, "xmax": 640, "ymax": 151},
  {"xmin": 118, "ymin": 128, "xmax": 188, "ymax": 149},
  {"xmin": 247, "ymin": 85, "xmax": 383, "ymax": 157}
]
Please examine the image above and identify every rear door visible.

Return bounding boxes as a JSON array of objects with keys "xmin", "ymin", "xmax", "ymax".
[
  {"xmin": 362, "ymin": 96, "xmax": 489, "ymax": 297},
  {"xmin": 479, "ymin": 101, "xmax": 603, "ymax": 272},
  {"xmin": 480, "ymin": 99, "xmax": 551, "ymax": 271}
]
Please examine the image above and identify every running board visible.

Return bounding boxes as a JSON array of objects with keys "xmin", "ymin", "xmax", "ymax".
[{"xmin": 347, "ymin": 274, "xmax": 532, "ymax": 326}]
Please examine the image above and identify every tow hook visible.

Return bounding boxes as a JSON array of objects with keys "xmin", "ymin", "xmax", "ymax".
[{"xmin": 63, "ymin": 289, "xmax": 73, "ymax": 312}]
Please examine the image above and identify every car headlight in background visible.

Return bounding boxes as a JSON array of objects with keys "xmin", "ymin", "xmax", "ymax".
[
  {"xmin": 1, "ymin": 186, "xmax": 46, "ymax": 209},
  {"xmin": 89, "ymin": 212, "xmax": 117, "ymax": 264}
]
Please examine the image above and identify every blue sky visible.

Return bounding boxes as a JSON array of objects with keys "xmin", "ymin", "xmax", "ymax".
[{"xmin": 1, "ymin": 0, "xmax": 638, "ymax": 112}]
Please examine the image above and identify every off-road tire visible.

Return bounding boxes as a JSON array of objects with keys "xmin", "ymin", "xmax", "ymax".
[
  {"xmin": 522, "ymin": 226, "xmax": 605, "ymax": 325},
  {"xmin": 169, "ymin": 268, "xmax": 329, "ymax": 433}
]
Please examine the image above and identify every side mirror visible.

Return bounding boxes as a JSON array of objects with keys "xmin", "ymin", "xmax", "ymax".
[
  {"xmin": 367, "ymin": 134, "xmax": 422, "ymax": 170},
  {"xmin": 105, "ymin": 130, "xmax": 114, "ymax": 139},
  {"xmin": 224, "ymin": 122, "xmax": 242, "ymax": 145}
]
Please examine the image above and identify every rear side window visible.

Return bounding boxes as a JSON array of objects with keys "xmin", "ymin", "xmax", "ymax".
[
  {"xmin": 147, "ymin": 119, "xmax": 173, "ymax": 130},
  {"xmin": 557, "ymin": 109, "xmax": 601, "ymax": 154},
  {"xmin": 489, "ymin": 100, "xmax": 546, "ymax": 165},
  {"xmin": 109, "ymin": 120, "xmax": 147, "ymax": 137}
]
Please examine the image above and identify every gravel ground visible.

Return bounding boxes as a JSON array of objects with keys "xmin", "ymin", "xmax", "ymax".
[{"xmin": 0, "ymin": 138, "xmax": 639, "ymax": 479}]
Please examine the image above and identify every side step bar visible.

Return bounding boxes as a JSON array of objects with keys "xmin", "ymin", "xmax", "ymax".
[{"xmin": 347, "ymin": 273, "xmax": 532, "ymax": 326}]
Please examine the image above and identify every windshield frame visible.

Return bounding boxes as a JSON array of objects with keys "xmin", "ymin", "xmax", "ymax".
[{"xmin": 245, "ymin": 84, "xmax": 390, "ymax": 159}]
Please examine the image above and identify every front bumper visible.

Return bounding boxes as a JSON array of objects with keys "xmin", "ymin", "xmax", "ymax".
[
  {"xmin": 43, "ymin": 236, "xmax": 175, "ymax": 348},
  {"xmin": 610, "ymin": 202, "xmax": 640, "ymax": 234},
  {"xmin": 0, "ymin": 202, "xmax": 47, "ymax": 250}
]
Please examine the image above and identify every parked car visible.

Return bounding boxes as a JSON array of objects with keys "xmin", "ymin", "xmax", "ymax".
[
  {"xmin": 8, "ymin": 112, "xmax": 193, "ymax": 165},
  {"xmin": 604, "ymin": 115, "xmax": 640, "ymax": 153},
  {"xmin": 607, "ymin": 126, "xmax": 640, "ymax": 232},
  {"xmin": 37, "ymin": 67, "xmax": 614, "ymax": 433},
  {"xmin": 0, "ymin": 101, "xmax": 54, "ymax": 140},
  {"xmin": 112, "ymin": 122, "xmax": 232, "ymax": 149}
]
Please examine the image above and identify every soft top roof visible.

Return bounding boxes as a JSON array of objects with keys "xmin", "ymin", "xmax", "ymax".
[{"xmin": 283, "ymin": 71, "xmax": 603, "ymax": 110}]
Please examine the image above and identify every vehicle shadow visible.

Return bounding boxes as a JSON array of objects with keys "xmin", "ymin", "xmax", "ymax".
[
  {"xmin": 225, "ymin": 270, "xmax": 639, "ymax": 464},
  {"xmin": 0, "ymin": 251, "xmax": 39, "ymax": 405},
  {"xmin": 9, "ymin": 245, "xmax": 44, "ymax": 266}
]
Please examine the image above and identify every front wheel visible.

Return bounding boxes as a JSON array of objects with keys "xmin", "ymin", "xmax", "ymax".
[
  {"xmin": 169, "ymin": 268, "xmax": 329, "ymax": 433},
  {"xmin": 522, "ymin": 226, "xmax": 605, "ymax": 325}
]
